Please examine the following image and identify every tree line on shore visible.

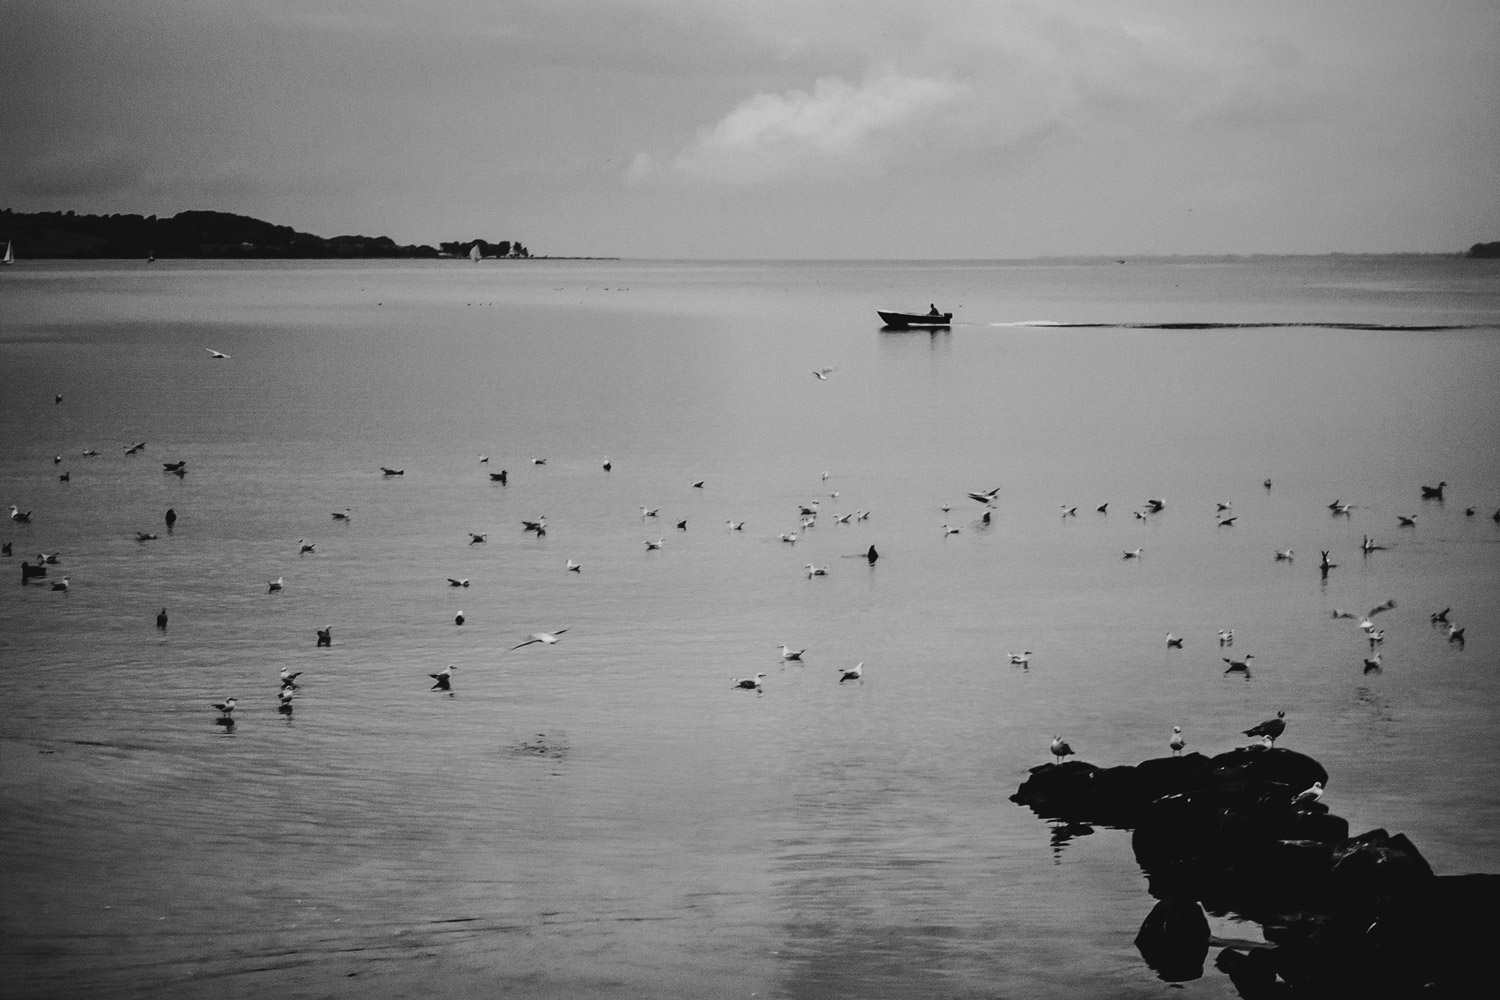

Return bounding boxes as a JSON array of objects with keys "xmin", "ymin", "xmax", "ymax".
[{"xmin": 0, "ymin": 208, "xmax": 527, "ymax": 260}]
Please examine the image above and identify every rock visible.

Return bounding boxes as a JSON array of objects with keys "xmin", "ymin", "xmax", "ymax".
[{"xmin": 1135, "ymin": 895, "xmax": 1210, "ymax": 982}]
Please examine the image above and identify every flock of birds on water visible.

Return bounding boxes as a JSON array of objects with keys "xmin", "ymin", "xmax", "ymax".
[{"xmin": 7, "ymin": 359, "xmax": 1494, "ymax": 779}]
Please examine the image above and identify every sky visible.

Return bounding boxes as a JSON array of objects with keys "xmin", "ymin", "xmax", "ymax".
[{"xmin": 1, "ymin": 0, "xmax": 1497, "ymax": 258}]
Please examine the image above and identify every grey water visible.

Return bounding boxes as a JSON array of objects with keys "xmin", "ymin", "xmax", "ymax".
[{"xmin": 2, "ymin": 256, "xmax": 1499, "ymax": 999}]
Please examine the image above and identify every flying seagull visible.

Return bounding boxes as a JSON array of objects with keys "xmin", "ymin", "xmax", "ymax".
[
  {"xmin": 206, "ymin": 349, "xmax": 230, "ymax": 359},
  {"xmin": 967, "ymin": 488, "xmax": 1001, "ymax": 504},
  {"xmin": 838, "ymin": 662, "xmax": 864, "ymax": 682},
  {"xmin": 510, "ymin": 629, "xmax": 569, "ymax": 651},
  {"xmin": 812, "ymin": 368, "xmax": 836, "ymax": 379}
]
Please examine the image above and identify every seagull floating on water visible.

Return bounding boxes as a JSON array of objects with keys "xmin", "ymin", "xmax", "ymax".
[
  {"xmin": 777, "ymin": 645, "xmax": 805, "ymax": 662},
  {"xmin": 838, "ymin": 662, "xmax": 864, "ymax": 682},
  {"xmin": 1170, "ymin": 727, "xmax": 1186, "ymax": 755},
  {"xmin": 806, "ymin": 564, "xmax": 828, "ymax": 578},
  {"xmin": 943, "ymin": 524, "xmax": 959, "ymax": 536},
  {"xmin": 49, "ymin": 575, "xmax": 70, "ymax": 591},
  {"xmin": 469, "ymin": 533, "xmax": 487, "ymax": 544},
  {"xmin": 156, "ymin": 607, "xmax": 168, "ymax": 629},
  {"xmin": 1217, "ymin": 516, "xmax": 1237, "ymax": 527},
  {"xmin": 1447, "ymin": 624, "xmax": 1466, "ymax": 644},
  {"xmin": 1223, "ymin": 654, "xmax": 1254, "ymax": 674},
  {"xmin": 298, "ymin": 539, "xmax": 315, "ymax": 554},
  {"xmin": 381, "ymin": 467, "xmax": 404, "ymax": 476},
  {"xmin": 531, "ymin": 457, "xmax": 547, "ymax": 465},
  {"xmin": 430, "ymin": 665, "xmax": 457, "ymax": 691},
  {"xmin": 1420, "ymin": 482, "xmax": 1447, "ymax": 500},
  {"xmin": 490, "ymin": 470, "xmax": 508, "ymax": 483},
  {"xmin": 1274, "ymin": 549, "xmax": 1294, "ymax": 561},
  {"xmin": 135, "ymin": 531, "xmax": 158, "ymax": 542},
  {"xmin": 812, "ymin": 368, "xmax": 836, "ymax": 380},
  {"xmin": 125, "ymin": 441, "xmax": 146, "ymax": 455},
  {"xmin": 1166, "ymin": 633, "xmax": 1183, "ymax": 649},
  {"xmin": 692, "ymin": 481, "xmax": 704, "ymax": 489},
  {"xmin": 268, "ymin": 576, "xmax": 283, "ymax": 593},
  {"xmin": 1009, "ymin": 651, "xmax": 1032, "ymax": 667},
  {"xmin": 278, "ymin": 689, "xmax": 295, "ymax": 712},
  {"xmin": 1122, "ymin": 548, "xmax": 1142, "ymax": 559},
  {"xmin": 967, "ymin": 488, "xmax": 1001, "ymax": 504},
  {"xmin": 566, "ymin": 559, "xmax": 582, "ymax": 572},
  {"xmin": 645, "ymin": 537, "xmax": 664, "ymax": 550},
  {"xmin": 1243, "ymin": 710, "xmax": 1286, "ymax": 746},
  {"xmin": 511, "ymin": 629, "xmax": 568, "ymax": 651},
  {"xmin": 316, "ymin": 626, "xmax": 332, "ymax": 647},
  {"xmin": 1363, "ymin": 652, "xmax": 1382, "ymax": 673},
  {"xmin": 779, "ymin": 532, "xmax": 797, "ymax": 544},
  {"xmin": 521, "ymin": 519, "xmax": 546, "ymax": 533},
  {"xmin": 280, "ymin": 668, "xmax": 301, "ymax": 690},
  {"xmin": 641, "ymin": 507, "xmax": 659, "ymax": 517},
  {"xmin": 1050, "ymin": 735, "xmax": 1075, "ymax": 762},
  {"xmin": 1397, "ymin": 515, "xmax": 1416, "ymax": 527},
  {"xmin": 454, "ymin": 610, "xmax": 465, "ymax": 625},
  {"xmin": 206, "ymin": 349, "xmax": 230, "ymax": 359},
  {"xmin": 1430, "ymin": 608, "xmax": 1450, "ymax": 624},
  {"xmin": 602, "ymin": 458, "xmax": 611, "ymax": 472},
  {"xmin": 447, "ymin": 577, "xmax": 469, "ymax": 587},
  {"xmin": 212, "ymin": 697, "xmax": 238, "ymax": 716},
  {"xmin": 733, "ymin": 673, "xmax": 766, "ymax": 690},
  {"xmin": 9, "ymin": 506, "xmax": 32, "ymax": 523},
  {"xmin": 332, "ymin": 508, "xmax": 351, "ymax": 520}
]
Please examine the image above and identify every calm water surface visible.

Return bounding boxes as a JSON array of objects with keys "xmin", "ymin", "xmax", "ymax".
[{"xmin": 2, "ymin": 257, "xmax": 1499, "ymax": 999}]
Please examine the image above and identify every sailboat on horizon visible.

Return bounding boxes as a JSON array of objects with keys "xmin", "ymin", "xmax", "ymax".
[
  {"xmin": 469, "ymin": 243, "xmax": 482, "ymax": 262},
  {"xmin": 2, "ymin": 241, "xmax": 13, "ymax": 265}
]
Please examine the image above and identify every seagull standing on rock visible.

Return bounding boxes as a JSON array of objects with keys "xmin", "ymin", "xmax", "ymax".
[
  {"xmin": 1050, "ymin": 736, "xmax": 1075, "ymax": 762},
  {"xmin": 1243, "ymin": 710, "xmax": 1286, "ymax": 746},
  {"xmin": 1169, "ymin": 727, "xmax": 1186, "ymax": 755}
]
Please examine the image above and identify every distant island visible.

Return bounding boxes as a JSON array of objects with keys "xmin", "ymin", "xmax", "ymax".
[
  {"xmin": 0, "ymin": 208, "xmax": 531, "ymax": 260},
  {"xmin": 1468, "ymin": 242, "xmax": 1500, "ymax": 258}
]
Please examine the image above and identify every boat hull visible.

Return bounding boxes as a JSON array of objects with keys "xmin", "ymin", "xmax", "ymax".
[{"xmin": 878, "ymin": 310, "xmax": 951, "ymax": 327}]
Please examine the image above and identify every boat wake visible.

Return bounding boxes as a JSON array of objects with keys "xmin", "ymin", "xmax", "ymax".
[{"xmin": 991, "ymin": 321, "xmax": 1469, "ymax": 331}]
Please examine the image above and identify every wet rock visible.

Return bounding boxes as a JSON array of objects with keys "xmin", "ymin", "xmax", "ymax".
[{"xmin": 1134, "ymin": 895, "xmax": 1210, "ymax": 982}]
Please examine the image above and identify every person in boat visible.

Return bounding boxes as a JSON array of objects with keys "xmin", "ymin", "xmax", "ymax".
[{"xmin": 928, "ymin": 303, "xmax": 941, "ymax": 316}]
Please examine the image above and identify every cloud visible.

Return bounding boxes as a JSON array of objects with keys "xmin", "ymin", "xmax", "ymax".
[{"xmin": 659, "ymin": 72, "xmax": 972, "ymax": 183}]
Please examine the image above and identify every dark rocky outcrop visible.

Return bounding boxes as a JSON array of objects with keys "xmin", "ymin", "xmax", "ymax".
[{"xmin": 1012, "ymin": 750, "xmax": 1495, "ymax": 995}]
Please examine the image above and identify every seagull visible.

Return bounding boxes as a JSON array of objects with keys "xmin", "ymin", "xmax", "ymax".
[
  {"xmin": 50, "ymin": 575, "xmax": 70, "ymax": 591},
  {"xmin": 316, "ymin": 626, "xmax": 332, "ymax": 647},
  {"xmin": 1360, "ymin": 535, "xmax": 1389, "ymax": 553},
  {"xmin": 125, "ymin": 441, "xmax": 146, "ymax": 455},
  {"xmin": 521, "ymin": 519, "xmax": 546, "ymax": 532},
  {"xmin": 1292, "ymin": 781, "xmax": 1324, "ymax": 807},
  {"xmin": 1264, "ymin": 478, "xmax": 1273, "ymax": 490},
  {"xmin": 163, "ymin": 461, "xmax": 186, "ymax": 472},
  {"xmin": 1050, "ymin": 735, "xmax": 1075, "ymax": 762},
  {"xmin": 1330, "ymin": 502, "xmax": 1352, "ymax": 516},
  {"xmin": 726, "ymin": 521, "xmax": 745, "ymax": 531},
  {"xmin": 1166, "ymin": 633, "xmax": 1183, "ymax": 649},
  {"xmin": 733, "ymin": 673, "xmax": 767, "ymax": 690},
  {"xmin": 489, "ymin": 470, "xmax": 508, "ymax": 483},
  {"xmin": 1061, "ymin": 506, "xmax": 1077, "ymax": 517},
  {"xmin": 58, "ymin": 471, "xmax": 70, "ymax": 482},
  {"xmin": 857, "ymin": 510, "xmax": 870, "ymax": 521},
  {"xmin": 381, "ymin": 467, "xmax": 404, "ymax": 476},
  {"xmin": 806, "ymin": 564, "xmax": 828, "ymax": 578},
  {"xmin": 1330, "ymin": 610, "xmax": 1356, "ymax": 620},
  {"xmin": 677, "ymin": 519, "xmax": 688, "ymax": 530},
  {"xmin": 164, "ymin": 508, "xmax": 177, "ymax": 526},
  {"xmin": 834, "ymin": 512, "xmax": 853, "ymax": 524},
  {"xmin": 135, "ymin": 531, "xmax": 158, "ymax": 542},
  {"xmin": 602, "ymin": 458, "xmax": 611, "ymax": 472},
  {"xmin": 1009, "ymin": 651, "xmax": 1032, "ymax": 667},
  {"xmin": 778, "ymin": 533, "xmax": 797, "ymax": 544},
  {"xmin": 1217, "ymin": 516, "xmax": 1237, "ymax": 527},
  {"xmin": 268, "ymin": 576, "xmax": 283, "ymax": 592},
  {"xmin": 1243, "ymin": 710, "xmax": 1286, "ymax": 745},
  {"xmin": 531, "ymin": 457, "xmax": 547, "ymax": 465},
  {"xmin": 1319, "ymin": 551, "xmax": 1337, "ymax": 578},
  {"xmin": 1223, "ymin": 654, "xmax": 1254, "ymax": 673},
  {"xmin": 278, "ymin": 688, "xmax": 295, "ymax": 712},
  {"xmin": 510, "ymin": 629, "xmax": 568, "ymax": 650},
  {"xmin": 454, "ymin": 611, "xmax": 465, "ymax": 625},
  {"xmin": 812, "ymin": 368, "xmax": 836, "ymax": 379},
  {"xmin": 447, "ymin": 578, "xmax": 470, "ymax": 587},
  {"xmin": 1430, "ymin": 608, "xmax": 1450, "ymax": 624},
  {"xmin": 9, "ymin": 506, "xmax": 32, "ymax": 523},
  {"xmin": 1170, "ymin": 727, "xmax": 1186, "ymax": 755},
  {"xmin": 1448, "ymin": 624, "xmax": 1466, "ymax": 643},
  {"xmin": 1096, "ymin": 503, "xmax": 1108, "ymax": 513},
  {"xmin": 692, "ymin": 481, "xmax": 704, "ymax": 489},
  {"xmin": 1359, "ymin": 599, "xmax": 1397, "ymax": 630},
  {"xmin": 206, "ymin": 349, "xmax": 230, "ymax": 359},
  {"xmin": 943, "ymin": 524, "xmax": 960, "ymax": 535},
  {"xmin": 469, "ymin": 533, "xmax": 488, "ymax": 544},
  {"xmin": 838, "ymin": 662, "xmax": 864, "ymax": 682},
  {"xmin": 1145, "ymin": 498, "xmax": 1166, "ymax": 512},
  {"xmin": 39, "ymin": 552, "xmax": 60, "ymax": 564},
  {"xmin": 1397, "ymin": 515, "xmax": 1416, "ymax": 527},
  {"xmin": 156, "ymin": 607, "xmax": 168, "ymax": 629},
  {"xmin": 478, "ymin": 454, "xmax": 488, "ymax": 464},
  {"xmin": 1122, "ymin": 548, "xmax": 1142, "ymax": 559},
  {"xmin": 298, "ymin": 539, "xmax": 315, "ymax": 554},
  {"xmin": 1367, "ymin": 629, "xmax": 1385, "ymax": 646},
  {"xmin": 81, "ymin": 449, "xmax": 99, "ymax": 457},
  {"xmin": 331, "ymin": 508, "xmax": 352, "ymax": 520},
  {"xmin": 1420, "ymin": 482, "xmax": 1447, "ymax": 500},
  {"xmin": 866, "ymin": 545, "xmax": 879, "ymax": 563},
  {"xmin": 798, "ymin": 503, "xmax": 819, "ymax": 516},
  {"xmin": 1216, "ymin": 502, "xmax": 1232, "ymax": 512},
  {"xmin": 645, "ymin": 538, "xmax": 664, "ymax": 550},
  {"xmin": 563, "ymin": 557, "xmax": 583, "ymax": 573},
  {"xmin": 967, "ymin": 488, "xmax": 1001, "ymax": 504},
  {"xmin": 212, "ymin": 697, "xmax": 238, "ymax": 715},
  {"xmin": 1219, "ymin": 631, "xmax": 1235, "ymax": 649},
  {"xmin": 280, "ymin": 668, "xmax": 301, "ymax": 690},
  {"xmin": 430, "ymin": 665, "xmax": 457, "ymax": 691},
  {"xmin": 1274, "ymin": 549, "xmax": 1294, "ymax": 561},
  {"xmin": 641, "ymin": 507, "xmax": 659, "ymax": 517},
  {"xmin": 1363, "ymin": 652, "xmax": 1382, "ymax": 673},
  {"xmin": 777, "ymin": 645, "xmax": 805, "ymax": 662}
]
